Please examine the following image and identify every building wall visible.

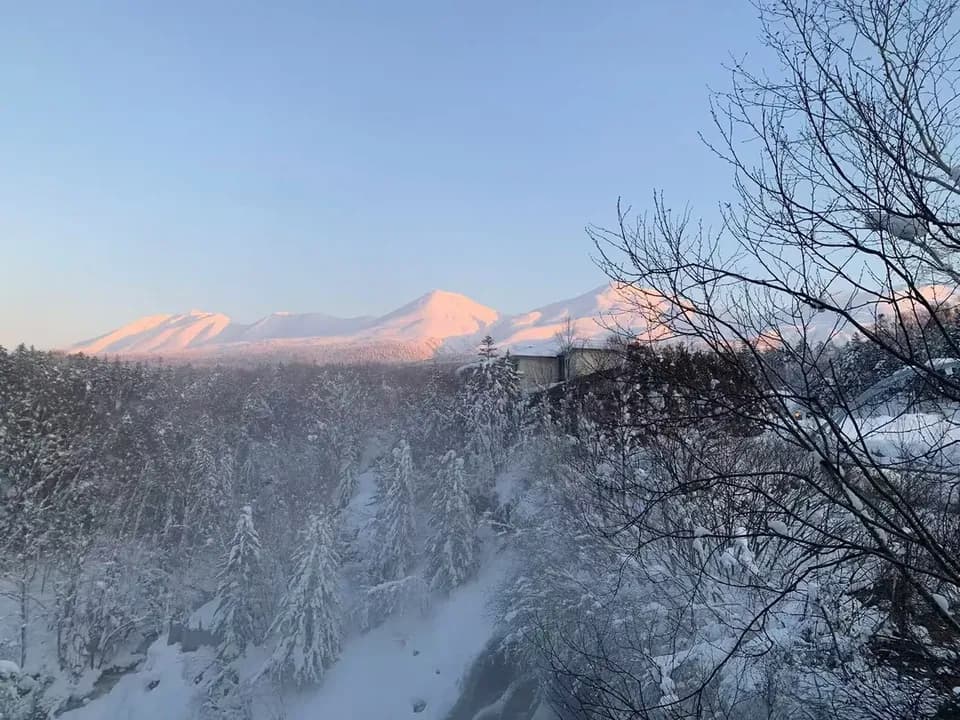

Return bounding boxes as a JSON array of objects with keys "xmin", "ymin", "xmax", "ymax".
[
  {"xmin": 514, "ymin": 355, "xmax": 560, "ymax": 389},
  {"xmin": 567, "ymin": 348, "xmax": 620, "ymax": 379},
  {"xmin": 513, "ymin": 349, "xmax": 621, "ymax": 391}
]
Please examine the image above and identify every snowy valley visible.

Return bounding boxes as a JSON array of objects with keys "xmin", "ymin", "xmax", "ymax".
[
  {"xmin": 0, "ymin": 348, "xmax": 564, "ymax": 720},
  {"xmin": 6, "ymin": 320, "xmax": 960, "ymax": 719},
  {"xmin": 9, "ymin": 1, "xmax": 960, "ymax": 718}
]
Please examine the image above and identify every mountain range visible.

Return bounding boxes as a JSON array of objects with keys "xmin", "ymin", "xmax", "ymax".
[
  {"xmin": 66, "ymin": 284, "xmax": 658, "ymax": 363},
  {"xmin": 68, "ymin": 281, "xmax": 960, "ymax": 365}
]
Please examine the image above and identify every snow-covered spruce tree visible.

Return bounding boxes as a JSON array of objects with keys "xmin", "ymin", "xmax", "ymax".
[
  {"xmin": 459, "ymin": 337, "xmax": 522, "ymax": 497},
  {"xmin": 360, "ymin": 439, "xmax": 429, "ymax": 627},
  {"xmin": 266, "ymin": 513, "xmax": 342, "ymax": 688},
  {"xmin": 478, "ymin": 334, "xmax": 497, "ymax": 361},
  {"xmin": 308, "ymin": 371, "xmax": 366, "ymax": 511},
  {"xmin": 213, "ymin": 505, "xmax": 266, "ymax": 661},
  {"xmin": 371, "ymin": 440, "xmax": 417, "ymax": 583},
  {"xmin": 407, "ymin": 363, "xmax": 463, "ymax": 461},
  {"xmin": 426, "ymin": 450, "xmax": 479, "ymax": 593},
  {"xmin": 334, "ymin": 458, "xmax": 358, "ymax": 512}
]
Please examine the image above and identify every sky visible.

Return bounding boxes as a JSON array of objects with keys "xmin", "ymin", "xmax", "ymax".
[{"xmin": 0, "ymin": 1, "xmax": 763, "ymax": 349}]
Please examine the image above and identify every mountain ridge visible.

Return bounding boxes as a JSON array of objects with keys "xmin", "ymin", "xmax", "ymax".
[
  {"xmin": 67, "ymin": 282, "xmax": 960, "ymax": 363},
  {"xmin": 65, "ymin": 285, "xmax": 629, "ymax": 361}
]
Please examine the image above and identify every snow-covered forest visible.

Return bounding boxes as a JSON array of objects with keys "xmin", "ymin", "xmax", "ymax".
[
  {"xmin": 0, "ymin": 347, "xmax": 500, "ymax": 716},
  {"xmin": 7, "ymin": 0, "xmax": 960, "ymax": 718},
  {"xmin": 3, "ymin": 311, "xmax": 960, "ymax": 719}
]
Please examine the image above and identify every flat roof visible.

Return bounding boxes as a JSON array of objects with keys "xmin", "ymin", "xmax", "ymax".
[{"xmin": 510, "ymin": 345, "xmax": 619, "ymax": 358}]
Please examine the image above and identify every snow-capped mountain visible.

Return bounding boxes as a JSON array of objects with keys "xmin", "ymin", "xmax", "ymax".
[
  {"xmin": 65, "ymin": 285, "xmax": 636, "ymax": 361},
  {"xmin": 72, "ymin": 311, "xmax": 234, "ymax": 356},
  {"xmin": 239, "ymin": 312, "xmax": 377, "ymax": 342},
  {"xmin": 352, "ymin": 289, "xmax": 500, "ymax": 343},
  {"xmin": 66, "ymin": 282, "xmax": 960, "ymax": 363},
  {"xmin": 486, "ymin": 283, "xmax": 676, "ymax": 353}
]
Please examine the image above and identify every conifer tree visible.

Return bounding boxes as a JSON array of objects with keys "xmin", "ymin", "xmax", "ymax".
[
  {"xmin": 266, "ymin": 513, "xmax": 342, "ymax": 687},
  {"xmin": 426, "ymin": 451, "xmax": 479, "ymax": 592},
  {"xmin": 371, "ymin": 440, "xmax": 417, "ymax": 583},
  {"xmin": 461, "ymin": 339, "xmax": 522, "ymax": 483},
  {"xmin": 213, "ymin": 505, "xmax": 265, "ymax": 660},
  {"xmin": 334, "ymin": 458, "xmax": 358, "ymax": 512},
  {"xmin": 479, "ymin": 335, "xmax": 498, "ymax": 360}
]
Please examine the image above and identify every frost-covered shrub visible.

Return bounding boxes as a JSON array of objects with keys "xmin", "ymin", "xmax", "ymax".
[
  {"xmin": 56, "ymin": 542, "xmax": 167, "ymax": 673},
  {"xmin": 0, "ymin": 665, "xmax": 47, "ymax": 720}
]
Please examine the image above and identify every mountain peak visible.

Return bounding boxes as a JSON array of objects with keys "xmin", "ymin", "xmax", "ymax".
[
  {"xmin": 364, "ymin": 290, "xmax": 499, "ymax": 341},
  {"xmin": 412, "ymin": 288, "xmax": 484, "ymax": 306}
]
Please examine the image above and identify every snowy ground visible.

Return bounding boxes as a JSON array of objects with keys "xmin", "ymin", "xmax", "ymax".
[
  {"xmin": 62, "ymin": 639, "xmax": 211, "ymax": 720},
  {"xmin": 59, "ymin": 537, "xmax": 512, "ymax": 720},
  {"xmin": 841, "ymin": 410, "xmax": 960, "ymax": 462},
  {"xmin": 285, "ymin": 548, "xmax": 510, "ymax": 720}
]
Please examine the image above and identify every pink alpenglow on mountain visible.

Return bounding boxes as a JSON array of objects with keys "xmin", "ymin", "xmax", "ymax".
[
  {"xmin": 67, "ymin": 282, "xmax": 960, "ymax": 363},
  {"xmin": 66, "ymin": 285, "xmax": 641, "ymax": 362}
]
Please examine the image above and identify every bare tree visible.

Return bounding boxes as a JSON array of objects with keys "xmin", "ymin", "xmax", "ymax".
[
  {"xmin": 554, "ymin": 316, "xmax": 581, "ymax": 358},
  {"xmin": 564, "ymin": 0, "xmax": 960, "ymax": 716}
]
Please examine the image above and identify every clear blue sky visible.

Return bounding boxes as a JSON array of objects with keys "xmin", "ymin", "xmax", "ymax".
[{"xmin": 0, "ymin": 1, "xmax": 761, "ymax": 349}]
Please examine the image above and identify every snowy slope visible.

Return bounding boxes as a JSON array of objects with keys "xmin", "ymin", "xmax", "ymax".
[
  {"xmin": 239, "ymin": 312, "xmax": 376, "ymax": 341},
  {"xmin": 66, "ymin": 286, "xmax": 628, "ymax": 359},
  {"xmin": 67, "ymin": 289, "xmax": 502, "ymax": 357},
  {"xmin": 71, "ymin": 312, "xmax": 233, "ymax": 355},
  {"xmin": 57, "ymin": 552, "xmax": 511, "ymax": 720},
  {"xmin": 61, "ymin": 639, "xmax": 204, "ymax": 720},
  {"xmin": 285, "ymin": 551, "xmax": 510, "ymax": 720},
  {"xmin": 56, "ymin": 450, "xmax": 515, "ymax": 720},
  {"xmin": 486, "ymin": 283, "xmax": 674, "ymax": 354}
]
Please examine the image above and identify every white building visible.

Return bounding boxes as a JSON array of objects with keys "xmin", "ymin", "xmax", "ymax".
[{"xmin": 510, "ymin": 345, "xmax": 621, "ymax": 391}]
